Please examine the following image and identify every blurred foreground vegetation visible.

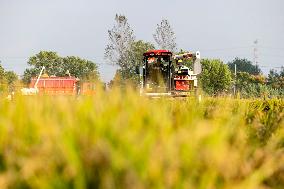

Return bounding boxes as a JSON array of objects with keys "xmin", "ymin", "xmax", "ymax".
[{"xmin": 0, "ymin": 89, "xmax": 283, "ymax": 189}]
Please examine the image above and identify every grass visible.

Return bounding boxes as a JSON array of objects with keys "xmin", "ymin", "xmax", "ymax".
[{"xmin": 0, "ymin": 88, "xmax": 283, "ymax": 189}]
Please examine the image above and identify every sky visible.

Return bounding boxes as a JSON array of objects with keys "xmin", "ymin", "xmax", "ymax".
[{"xmin": 0, "ymin": 0, "xmax": 284, "ymax": 82}]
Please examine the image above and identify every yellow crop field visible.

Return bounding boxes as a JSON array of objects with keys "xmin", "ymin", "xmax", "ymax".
[{"xmin": 0, "ymin": 89, "xmax": 283, "ymax": 189}]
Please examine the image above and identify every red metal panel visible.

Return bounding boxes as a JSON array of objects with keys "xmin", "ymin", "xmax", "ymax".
[
  {"xmin": 143, "ymin": 50, "xmax": 172, "ymax": 56},
  {"xmin": 29, "ymin": 77, "xmax": 78, "ymax": 95},
  {"xmin": 175, "ymin": 80, "xmax": 190, "ymax": 91}
]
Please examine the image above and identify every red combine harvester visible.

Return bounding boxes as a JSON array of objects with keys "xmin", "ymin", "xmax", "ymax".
[{"xmin": 139, "ymin": 50, "xmax": 201, "ymax": 97}]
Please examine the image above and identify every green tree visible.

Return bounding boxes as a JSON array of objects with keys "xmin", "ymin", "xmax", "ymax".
[
  {"xmin": 267, "ymin": 67, "xmax": 284, "ymax": 89},
  {"xmin": 28, "ymin": 51, "xmax": 63, "ymax": 75},
  {"xmin": 153, "ymin": 19, "xmax": 177, "ymax": 52},
  {"xmin": 0, "ymin": 64, "xmax": 5, "ymax": 81},
  {"xmin": 23, "ymin": 51, "xmax": 62, "ymax": 84},
  {"xmin": 108, "ymin": 70, "xmax": 122, "ymax": 88},
  {"xmin": 62, "ymin": 56, "xmax": 100, "ymax": 81},
  {"xmin": 235, "ymin": 72, "xmax": 266, "ymax": 98},
  {"xmin": 23, "ymin": 51, "xmax": 100, "ymax": 84},
  {"xmin": 225, "ymin": 56, "xmax": 284, "ymax": 98},
  {"xmin": 200, "ymin": 59, "xmax": 232, "ymax": 95},
  {"xmin": 126, "ymin": 40, "xmax": 155, "ymax": 84},
  {"xmin": 5, "ymin": 71, "xmax": 18, "ymax": 92},
  {"xmin": 0, "ymin": 65, "xmax": 18, "ymax": 93},
  {"xmin": 108, "ymin": 40, "xmax": 155, "ymax": 88},
  {"xmin": 5, "ymin": 71, "xmax": 18, "ymax": 85},
  {"xmin": 128, "ymin": 40, "xmax": 155, "ymax": 69},
  {"xmin": 22, "ymin": 69, "xmax": 39, "ymax": 85},
  {"xmin": 228, "ymin": 58, "xmax": 261, "ymax": 75},
  {"xmin": 234, "ymin": 71, "xmax": 283, "ymax": 98},
  {"xmin": 104, "ymin": 14, "xmax": 135, "ymax": 69},
  {"xmin": 0, "ymin": 64, "xmax": 6, "ymax": 92}
]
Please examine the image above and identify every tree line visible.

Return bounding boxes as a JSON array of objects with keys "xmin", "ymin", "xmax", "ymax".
[
  {"xmin": 0, "ymin": 14, "xmax": 283, "ymax": 98},
  {"xmin": 22, "ymin": 51, "xmax": 99, "ymax": 84},
  {"xmin": 0, "ymin": 51, "xmax": 100, "ymax": 95}
]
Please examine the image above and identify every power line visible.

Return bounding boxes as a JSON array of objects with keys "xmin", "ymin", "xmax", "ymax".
[
  {"xmin": 258, "ymin": 46, "xmax": 284, "ymax": 51},
  {"xmin": 259, "ymin": 66, "xmax": 283, "ymax": 69},
  {"xmin": 200, "ymin": 46, "xmax": 252, "ymax": 52},
  {"xmin": 259, "ymin": 53, "xmax": 284, "ymax": 58},
  {"xmin": 253, "ymin": 39, "xmax": 258, "ymax": 69}
]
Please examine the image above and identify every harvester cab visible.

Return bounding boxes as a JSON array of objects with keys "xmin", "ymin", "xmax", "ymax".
[
  {"xmin": 141, "ymin": 50, "xmax": 172, "ymax": 97},
  {"xmin": 140, "ymin": 50, "xmax": 201, "ymax": 97}
]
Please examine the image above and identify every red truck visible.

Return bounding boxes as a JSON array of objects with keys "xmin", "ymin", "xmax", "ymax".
[{"xmin": 29, "ymin": 76, "xmax": 79, "ymax": 95}]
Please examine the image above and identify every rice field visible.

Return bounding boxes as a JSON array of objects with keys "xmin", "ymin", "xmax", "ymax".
[{"xmin": 0, "ymin": 88, "xmax": 283, "ymax": 189}]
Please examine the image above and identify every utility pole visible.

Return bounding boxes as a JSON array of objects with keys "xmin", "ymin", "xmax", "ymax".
[
  {"xmin": 234, "ymin": 63, "xmax": 237, "ymax": 97},
  {"xmin": 253, "ymin": 39, "xmax": 258, "ymax": 74}
]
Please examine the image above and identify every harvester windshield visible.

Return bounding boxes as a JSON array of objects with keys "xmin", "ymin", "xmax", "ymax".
[{"xmin": 142, "ymin": 50, "xmax": 172, "ymax": 93}]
